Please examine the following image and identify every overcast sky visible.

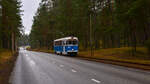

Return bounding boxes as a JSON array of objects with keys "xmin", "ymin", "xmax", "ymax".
[{"xmin": 21, "ymin": 0, "xmax": 41, "ymax": 34}]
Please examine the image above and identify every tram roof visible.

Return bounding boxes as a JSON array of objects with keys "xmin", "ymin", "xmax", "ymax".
[{"xmin": 54, "ymin": 37, "xmax": 78, "ymax": 41}]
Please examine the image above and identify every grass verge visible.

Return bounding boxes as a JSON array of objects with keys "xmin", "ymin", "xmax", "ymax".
[
  {"xmin": 0, "ymin": 49, "xmax": 17, "ymax": 84},
  {"xmin": 78, "ymin": 47, "xmax": 150, "ymax": 70}
]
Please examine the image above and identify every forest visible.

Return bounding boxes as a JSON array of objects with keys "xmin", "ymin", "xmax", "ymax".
[
  {"xmin": 0, "ymin": 0, "xmax": 22, "ymax": 83},
  {"xmin": 0, "ymin": 0, "xmax": 22, "ymax": 53},
  {"xmin": 29, "ymin": 0, "xmax": 150, "ymax": 56},
  {"xmin": 0, "ymin": 0, "xmax": 150, "ymax": 83}
]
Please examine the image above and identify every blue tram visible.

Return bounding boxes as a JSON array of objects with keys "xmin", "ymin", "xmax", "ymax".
[{"xmin": 54, "ymin": 37, "xmax": 78, "ymax": 56}]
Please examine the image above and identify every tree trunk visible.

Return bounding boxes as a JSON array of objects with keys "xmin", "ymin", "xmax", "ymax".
[
  {"xmin": 15, "ymin": 36, "xmax": 18, "ymax": 52},
  {"xmin": 12, "ymin": 32, "xmax": 15, "ymax": 54}
]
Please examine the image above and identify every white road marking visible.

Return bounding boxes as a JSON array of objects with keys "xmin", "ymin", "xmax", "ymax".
[
  {"xmin": 71, "ymin": 69, "xmax": 77, "ymax": 73},
  {"xmin": 30, "ymin": 60, "xmax": 36, "ymax": 66},
  {"xmin": 91, "ymin": 79, "xmax": 101, "ymax": 83},
  {"xmin": 26, "ymin": 54, "xmax": 36, "ymax": 66},
  {"xmin": 60, "ymin": 65, "xmax": 64, "ymax": 67}
]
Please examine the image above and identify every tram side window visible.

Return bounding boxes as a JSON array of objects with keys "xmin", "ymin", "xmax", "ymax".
[
  {"xmin": 66, "ymin": 41, "xmax": 72, "ymax": 45},
  {"xmin": 55, "ymin": 41, "xmax": 62, "ymax": 46}
]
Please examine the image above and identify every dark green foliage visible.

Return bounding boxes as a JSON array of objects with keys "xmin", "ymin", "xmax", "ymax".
[
  {"xmin": 29, "ymin": 0, "xmax": 150, "ymax": 52},
  {"xmin": 0, "ymin": 0, "xmax": 2, "ymax": 48},
  {"xmin": 0, "ymin": 0, "xmax": 22, "ymax": 52}
]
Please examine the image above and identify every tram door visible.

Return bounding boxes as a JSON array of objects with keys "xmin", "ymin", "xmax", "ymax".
[{"xmin": 63, "ymin": 41, "xmax": 66, "ymax": 54}]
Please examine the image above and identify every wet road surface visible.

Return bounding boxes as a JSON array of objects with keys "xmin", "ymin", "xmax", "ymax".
[{"xmin": 10, "ymin": 49, "xmax": 150, "ymax": 84}]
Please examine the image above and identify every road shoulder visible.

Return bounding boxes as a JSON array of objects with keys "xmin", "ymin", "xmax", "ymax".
[{"xmin": 0, "ymin": 50, "xmax": 18, "ymax": 84}]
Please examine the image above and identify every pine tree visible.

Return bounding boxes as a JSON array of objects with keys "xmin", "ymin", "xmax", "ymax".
[
  {"xmin": 1, "ymin": 0, "xmax": 22, "ymax": 53},
  {"xmin": 29, "ymin": 0, "xmax": 150, "ymax": 53}
]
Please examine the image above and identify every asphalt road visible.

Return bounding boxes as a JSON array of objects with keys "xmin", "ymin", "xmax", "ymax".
[{"xmin": 10, "ymin": 49, "xmax": 150, "ymax": 84}]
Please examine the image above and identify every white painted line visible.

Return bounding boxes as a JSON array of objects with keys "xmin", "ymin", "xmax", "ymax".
[
  {"xmin": 71, "ymin": 69, "xmax": 77, "ymax": 73},
  {"xmin": 91, "ymin": 79, "xmax": 101, "ymax": 83},
  {"xmin": 60, "ymin": 65, "xmax": 64, "ymax": 67}
]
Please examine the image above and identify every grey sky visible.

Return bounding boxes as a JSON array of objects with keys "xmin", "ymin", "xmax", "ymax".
[{"xmin": 21, "ymin": 0, "xmax": 41, "ymax": 34}]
